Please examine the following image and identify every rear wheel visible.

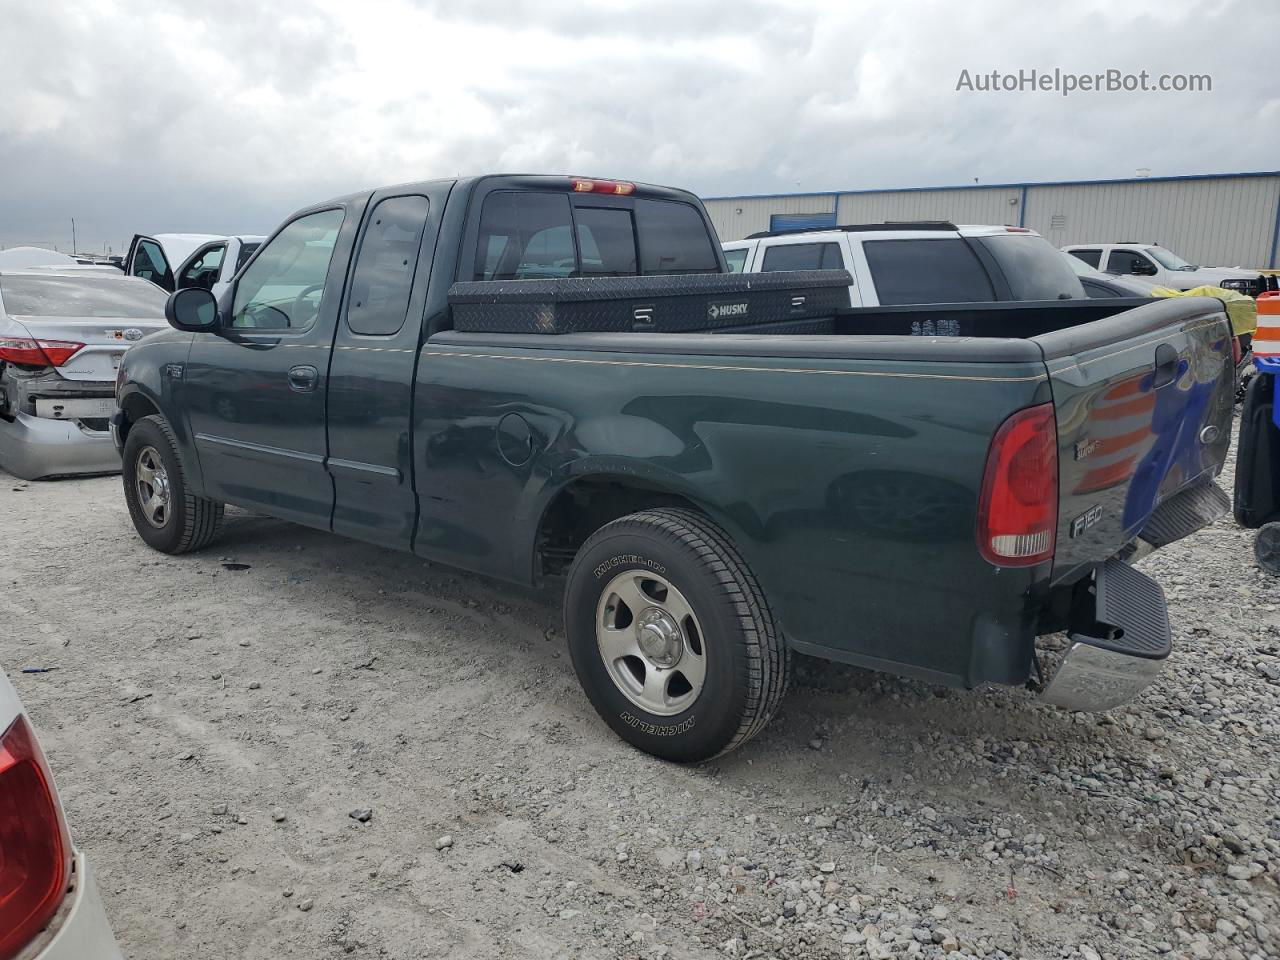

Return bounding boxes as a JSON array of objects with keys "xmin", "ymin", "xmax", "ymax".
[
  {"xmin": 564, "ymin": 508, "xmax": 789, "ymax": 762},
  {"xmin": 122, "ymin": 415, "xmax": 223, "ymax": 554}
]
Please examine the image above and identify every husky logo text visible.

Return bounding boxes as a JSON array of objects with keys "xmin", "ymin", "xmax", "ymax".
[{"xmin": 708, "ymin": 301, "xmax": 749, "ymax": 321}]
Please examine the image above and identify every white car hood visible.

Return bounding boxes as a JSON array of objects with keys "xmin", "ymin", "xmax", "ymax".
[{"xmin": 1159, "ymin": 266, "xmax": 1260, "ymax": 286}]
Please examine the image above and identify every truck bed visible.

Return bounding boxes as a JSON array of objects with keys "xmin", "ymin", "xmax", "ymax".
[{"xmin": 427, "ymin": 290, "xmax": 1233, "ymax": 686}]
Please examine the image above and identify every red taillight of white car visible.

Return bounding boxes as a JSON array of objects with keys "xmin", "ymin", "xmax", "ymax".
[
  {"xmin": 977, "ymin": 403, "xmax": 1058, "ymax": 567},
  {"xmin": 0, "ymin": 715, "xmax": 72, "ymax": 960},
  {"xmin": 0, "ymin": 339, "xmax": 85, "ymax": 368}
]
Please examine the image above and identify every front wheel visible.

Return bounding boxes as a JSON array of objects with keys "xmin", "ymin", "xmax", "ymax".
[
  {"xmin": 122, "ymin": 415, "xmax": 224, "ymax": 554},
  {"xmin": 564, "ymin": 508, "xmax": 789, "ymax": 762}
]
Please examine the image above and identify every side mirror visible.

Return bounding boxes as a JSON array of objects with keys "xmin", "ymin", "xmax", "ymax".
[
  {"xmin": 1130, "ymin": 258, "xmax": 1158, "ymax": 276},
  {"xmin": 165, "ymin": 287, "xmax": 219, "ymax": 332}
]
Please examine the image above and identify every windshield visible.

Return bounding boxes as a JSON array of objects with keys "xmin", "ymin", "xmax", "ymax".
[
  {"xmin": 1146, "ymin": 246, "xmax": 1195, "ymax": 270},
  {"xmin": 0, "ymin": 276, "xmax": 167, "ymax": 318},
  {"xmin": 976, "ymin": 234, "xmax": 1086, "ymax": 300}
]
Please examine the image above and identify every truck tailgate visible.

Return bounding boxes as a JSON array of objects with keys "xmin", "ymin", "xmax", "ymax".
[{"xmin": 1036, "ymin": 297, "xmax": 1234, "ymax": 584}]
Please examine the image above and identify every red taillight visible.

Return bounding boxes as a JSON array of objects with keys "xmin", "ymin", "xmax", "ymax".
[
  {"xmin": 570, "ymin": 177, "xmax": 636, "ymax": 196},
  {"xmin": 1004, "ymin": 226, "xmax": 1032, "ymax": 233},
  {"xmin": 977, "ymin": 403, "xmax": 1058, "ymax": 567},
  {"xmin": 0, "ymin": 339, "xmax": 84, "ymax": 368},
  {"xmin": 0, "ymin": 715, "xmax": 71, "ymax": 960}
]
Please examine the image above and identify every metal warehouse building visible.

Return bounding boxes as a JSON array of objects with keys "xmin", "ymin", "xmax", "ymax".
[{"xmin": 703, "ymin": 171, "xmax": 1280, "ymax": 269}]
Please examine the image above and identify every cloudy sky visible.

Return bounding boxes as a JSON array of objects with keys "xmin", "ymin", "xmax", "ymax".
[{"xmin": 1, "ymin": 0, "xmax": 1277, "ymax": 254}]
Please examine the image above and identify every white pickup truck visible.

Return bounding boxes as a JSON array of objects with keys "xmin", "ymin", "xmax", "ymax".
[
  {"xmin": 723, "ymin": 222, "xmax": 1087, "ymax": 306},
  {"xmin": 123, "ymin": 232, "xmax": 265, "ymax": 300},
  {"xmin": 1063, "ymin": 242, "xmax": 1268, "ymax": 297}
]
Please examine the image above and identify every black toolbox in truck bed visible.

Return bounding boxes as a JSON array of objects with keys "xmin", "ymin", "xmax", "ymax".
[{"xmin": 447, "ymin": 270, "xmax": 852, "ymax": 334}]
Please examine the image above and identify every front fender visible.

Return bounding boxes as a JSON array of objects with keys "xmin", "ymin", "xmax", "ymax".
[{"xmin": 116, "ymin": 336, "xmax": 202, "ymax": 491}]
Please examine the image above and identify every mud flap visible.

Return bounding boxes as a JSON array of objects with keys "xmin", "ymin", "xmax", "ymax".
[
  {"xmin": 1044, "ymin": 558, "xmax": 1172, "ymax": 712},
  {"xmin": 1235, "ymin": 372, "xmax": 1280, "ymax": 529}
]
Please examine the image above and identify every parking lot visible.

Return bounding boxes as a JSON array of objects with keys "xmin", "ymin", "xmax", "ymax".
[{"xmin": 0, "ymin": 444, "xmax": 1276, "ymax": 960}]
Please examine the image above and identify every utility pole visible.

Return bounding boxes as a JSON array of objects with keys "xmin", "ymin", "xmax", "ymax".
[{"xmin": 71, "ymin": 218, "xmax": 77, "ymax": 255}]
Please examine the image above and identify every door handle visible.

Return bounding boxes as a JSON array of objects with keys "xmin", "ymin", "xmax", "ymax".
[
  {"xmin": 1152, "ymin": 344, "xmax": 1178, "ymax": 389},
  {"xmin": 287, "ymin": 364, "xmax": 319, "ymax": 393}
]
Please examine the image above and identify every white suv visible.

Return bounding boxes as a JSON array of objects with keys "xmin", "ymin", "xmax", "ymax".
[{"xmin": 723, "ymin": 222, "xmax": 1085, "ymax": 306}]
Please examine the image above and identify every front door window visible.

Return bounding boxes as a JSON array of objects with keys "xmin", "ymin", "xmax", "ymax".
[{"xmin": 230, "ymin": 209, "xmax": 345, "ymax": 330}]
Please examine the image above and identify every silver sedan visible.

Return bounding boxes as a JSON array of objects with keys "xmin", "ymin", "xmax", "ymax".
[{"xmin": 0, "ymin": 271, "xmax": 168, "ymax": 480}]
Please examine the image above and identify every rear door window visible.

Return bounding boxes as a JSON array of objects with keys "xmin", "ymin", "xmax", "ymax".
[
  {"xmin": 346, "ymin": 195, "xmax": 431, "ymax": 336},
  {"xmin": 574, "ymin": 206, "xmax": 637, "ymax": 276},
  {"xmin": 634, "ymin": 199, "xmax": 719, "ymax": 275},
  {"xmin": 723, "ymin": 248, "xmax": 748, "ymax": 273},
  {"xmin": 1069, "ymin": 248, "xmax": 1102, "ymax": 268},
  {"xmin": 863, "ymin": 238, "xmax": 995, "ymax": 304},
  {"xmin": 760, "ymin": 242, "xmax": 843, "ymax": 271}
]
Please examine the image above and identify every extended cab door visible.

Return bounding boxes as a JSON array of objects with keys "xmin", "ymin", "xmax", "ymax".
[
  {"xmin": 181, "ymin": 205, "xmax": 358, "ymax": 528},
  {"xmin": 326, "ymin": 186, "xmax": 446, "ymax": 549}
]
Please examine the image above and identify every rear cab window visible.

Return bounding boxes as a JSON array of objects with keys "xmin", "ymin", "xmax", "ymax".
[
  {"xmin": 862, "ymin": 238, "xmax": 995, "ymax": 304},
  {"xmin": 1068, "ymin": 248, "xmax": 1102, "ymax": 268},
  {"xmin": 473, "ymin": 189, "xmax": 720, "ymax": 282}
]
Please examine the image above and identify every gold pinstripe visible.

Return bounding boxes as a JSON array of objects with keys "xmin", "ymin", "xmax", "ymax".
[
  {"xmin": 415, "ymin": 349, "xmax": 1047, "ymax": 383},
  {"xmin": 239, "ymin": 316, "xmax": 1225, "ymax": 382}
]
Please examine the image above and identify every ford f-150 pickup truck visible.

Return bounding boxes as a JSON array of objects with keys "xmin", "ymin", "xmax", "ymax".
[{"xmin": 112, "ymin": 174, "xmax": 1236, "ymax": 762}]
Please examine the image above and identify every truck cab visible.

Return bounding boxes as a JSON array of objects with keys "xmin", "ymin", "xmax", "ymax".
[
  {"xmin": 723, "ymin": 222, "xmax": 1085, "ymax": 307},
  {"xmin": 1063, "ymin": 242, "xmax": 1267, "ymax": 297}
]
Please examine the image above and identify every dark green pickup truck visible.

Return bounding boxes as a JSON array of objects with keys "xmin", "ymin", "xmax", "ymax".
[{"xmin": 113, "ymin": 175, "xmax": 1235, "ymax": 761}]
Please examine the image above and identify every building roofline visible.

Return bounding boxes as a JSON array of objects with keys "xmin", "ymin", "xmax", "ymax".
[{"xmin": 702, "ymin": 170, "xmax": 1280, "ymax": 202}]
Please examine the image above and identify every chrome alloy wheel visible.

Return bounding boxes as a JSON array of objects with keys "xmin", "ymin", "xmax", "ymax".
[
  {"xmin": 135, "ymin": 445, "xmax": 172, "ymax": 528},
  {"xmin": 596, "ymin": 571, "xmax": 707, "ymax": 716}
]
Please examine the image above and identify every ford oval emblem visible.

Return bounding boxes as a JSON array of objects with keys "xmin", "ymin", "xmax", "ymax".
[
  {"xmin": 123, "ymin": 328, "xmax": 144, "ymax": 342},
  {"xmin": 1199, "ymin": 425, "xmax": 1220, "ymax": 444}
]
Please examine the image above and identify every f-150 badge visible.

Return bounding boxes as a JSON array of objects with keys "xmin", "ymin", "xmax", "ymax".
[{"xmin": 1070, "ymin": 504, "xmax": 1103, "ymax": 538}]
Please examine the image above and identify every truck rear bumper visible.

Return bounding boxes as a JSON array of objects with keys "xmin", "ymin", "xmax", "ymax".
[{"xmin": 1043, "ymin": 558, "xmax": 1172, "ymax": 712}]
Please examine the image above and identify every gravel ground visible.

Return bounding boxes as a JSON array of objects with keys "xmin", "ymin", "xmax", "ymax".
[{"xmin": 1, "ymin": 443, "xmax": 1277, "ymax": 960}]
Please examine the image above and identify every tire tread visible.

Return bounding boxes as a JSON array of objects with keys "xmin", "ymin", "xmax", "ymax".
[
  {"xmin": 128, "ymin": 415, "xmax": 224, "ymax": 554},
  {"xmin": 571, "ymin": 507, "xmax": 790, "ymax": 758}
]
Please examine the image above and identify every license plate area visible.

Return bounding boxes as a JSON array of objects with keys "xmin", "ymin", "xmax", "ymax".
[{"xmin": 35, "ymin": 397, "xmax": 116, "ymax": 420}]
